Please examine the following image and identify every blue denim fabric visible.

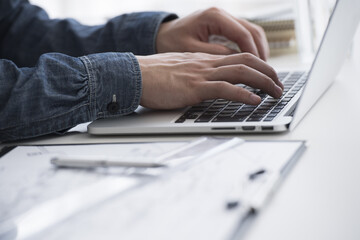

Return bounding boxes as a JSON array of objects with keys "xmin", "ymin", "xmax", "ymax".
[{"xmin": 0, "ymin": 0, "xmax": 177, "ymax": 142}]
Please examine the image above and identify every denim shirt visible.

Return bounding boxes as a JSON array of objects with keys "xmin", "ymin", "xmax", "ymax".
[{"xmin": 0, "ymin": 0, "xmax": 177, "ymax": 142}]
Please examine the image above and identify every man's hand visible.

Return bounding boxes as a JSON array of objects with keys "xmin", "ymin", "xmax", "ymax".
[
  {"xmin": 137, "ymin": 52, "xmax": 283, "ymax": 109},
  {"xmin": 156, "ymin": 7, "xmax": 269, "ymax": 61}
]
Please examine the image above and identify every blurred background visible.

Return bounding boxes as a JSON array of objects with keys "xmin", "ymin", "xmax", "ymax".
[
  {"xmin": 30, "ymin": 0, "xmax": 295, "ymax": 24},
  {"xmin": 30, "ymin": 0, "xmax": 358, "ymax": 61}
]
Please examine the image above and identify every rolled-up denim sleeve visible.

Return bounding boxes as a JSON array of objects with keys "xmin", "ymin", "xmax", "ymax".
[
  {"xmin": 0, "ymin": 52, "xmax": 142, "ymax": 142},
  {"xmin": 0, "ymin": 0, "xmax": 178, "ymax": 67}
]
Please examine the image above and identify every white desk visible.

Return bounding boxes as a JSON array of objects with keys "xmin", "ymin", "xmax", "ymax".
[
  {"xmin": 2, "ymin": 51, "xmax": 360, "ymax": 240},
  {"xmin": 243, "ymin": 57, "xmax": 360, "ymax": 240}
]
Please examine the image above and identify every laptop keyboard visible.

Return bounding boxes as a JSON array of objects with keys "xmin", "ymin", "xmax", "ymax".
[{"xmin": 175, "ymin": 71, "xmax": 308, "ymax": 123}]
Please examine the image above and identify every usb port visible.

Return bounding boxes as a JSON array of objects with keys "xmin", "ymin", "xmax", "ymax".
[
  {"xmin": 242, "ymin": 126, "xmax": 256, "ymax": 131},
  {"xmin": 261, "ymin": 126, "xmax": 274, "ymax": 131}
]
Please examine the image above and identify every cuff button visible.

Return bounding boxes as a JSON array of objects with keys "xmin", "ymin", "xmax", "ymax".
[
  {"xmin": 107, "ymin": 94, "xmax": 119, "ymax": 114},
  {"xmin": 107, "ymin": 102, "xmax": 119, "ymax": 114}
]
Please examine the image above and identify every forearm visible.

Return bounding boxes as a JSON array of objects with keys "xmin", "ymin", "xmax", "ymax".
[
  {"xmin": 0, "ymin": 52, "xmax": 142, "ymax": 142},
  {"xmin": 0, "ymin": 0, "xmax": 177, "ymax": 67}
]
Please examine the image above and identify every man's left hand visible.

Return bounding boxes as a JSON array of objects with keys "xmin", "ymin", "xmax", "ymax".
[{"xmin": 156, "ymin": 7, "xmax": 269, "ymax": 61}]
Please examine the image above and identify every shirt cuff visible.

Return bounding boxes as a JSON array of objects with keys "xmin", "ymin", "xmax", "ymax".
[
  {"xmin": 111, "ymin": 12, "xmax": 178, "ymax": 55},
  {"xmin": 80, "ymin": 52, "xmax": 142, "ymax": 119}
]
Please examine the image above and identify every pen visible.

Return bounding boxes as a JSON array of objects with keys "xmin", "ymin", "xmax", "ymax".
[
  {"xmin": 51, "ymin": 156, "xmax": 167, "ymax": 168},
  {"xmin": 249, "ymin": 172, "xmax": 281, "ymax": 210},
  {"xmin": 226, "ymin": 168, "xmax": 267, "ymax": 211}
]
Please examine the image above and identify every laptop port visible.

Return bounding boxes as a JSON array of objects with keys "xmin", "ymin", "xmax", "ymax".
[
  {"xmin": 211, "ymin": 127, "xmax": 236, "ymax": 131},
  {"xmin": 261, "ymin": 126, "xmax": 274, "ymax": 131},
  {"xmin": 242, "ymin": 126, "xmax": 256, "ymax": 131}
]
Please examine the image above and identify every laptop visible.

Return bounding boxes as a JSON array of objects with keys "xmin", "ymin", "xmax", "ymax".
[{"xmin": 88, "ymin": 0, "xmax": 360, "ymax": 135}]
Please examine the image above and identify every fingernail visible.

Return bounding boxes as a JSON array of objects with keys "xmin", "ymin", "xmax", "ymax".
[
  {"xmin": 250, "ymin": 94, "xmax": 261, "ymax": 104},
  {"xmin": 275, "ymin": 86, "xmax": 283, "ymax": 98}
]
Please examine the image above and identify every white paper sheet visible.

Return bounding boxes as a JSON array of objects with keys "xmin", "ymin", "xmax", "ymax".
[{"xmin": 0, "ymin": 139, "xmax": 305, "ymax": 240}]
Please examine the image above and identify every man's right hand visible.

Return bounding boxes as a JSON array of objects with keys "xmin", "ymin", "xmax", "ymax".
[{"xmin": 137, "ymin": 52, "xmax": 283, "ymax": 109}]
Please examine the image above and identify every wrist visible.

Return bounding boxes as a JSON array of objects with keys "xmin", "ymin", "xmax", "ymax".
[
  {"xmin": 156, "ymin": 21, "xmax": 172, "ymax": 53},
  {"xmin": 156, "ymin": 16, "xmax": 178, "ymax": 53}
]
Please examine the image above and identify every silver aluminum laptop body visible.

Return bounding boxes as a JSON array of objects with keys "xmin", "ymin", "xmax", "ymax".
[{"xmin": 88, "ymin": 0, "xmax": 360, "ymax": 136}]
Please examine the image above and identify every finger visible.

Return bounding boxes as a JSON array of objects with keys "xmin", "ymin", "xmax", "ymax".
[
  {"xmin": 213, "ymin": 53, "xmax": 283, "ymax": 89},
  {"xmin": 209, "ymin": 64, "xmax": 283, "ymax": 99},
  {"xmin": 236, "ymin": 19, "xmax": 270, "ymax": 61},
  {"xmin": 198, "ymin": 81, "xmax": 261, "ymax": 105},
  {"xmin": 207, "ymin": 10, "xmax": 260, "ymax": 58},
  {"xmin": 190, "ymin": 40, "xmax": 238, "ymax": 55}
]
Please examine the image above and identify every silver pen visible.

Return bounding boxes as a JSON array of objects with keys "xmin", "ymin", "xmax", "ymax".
[{"xmin": 51, "ymin": 156, "xmax": 166, "ymax": 168}]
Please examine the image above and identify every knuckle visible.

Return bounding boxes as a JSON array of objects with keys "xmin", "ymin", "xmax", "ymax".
[
  {"xmin": 241, "ymin": 52, "xmax": 255, "ymax": 62},
  {"xmin": 214, "ymin": 81, "xmax": 227, "ymax": 90},
  {"xmin": 206, "ymin": 7, "xmax": 222, "ymax": 14},
  {"xmin": 202, "ymin": 67, "xmax": 214, "ymax": 79},
  {"xmin": 268, "ymin": 66, "xmax": 278, "ymax": 81},
  {"xmin": 236, "ymin": 88, "xmax": 250, "ymax": 102},
  {"xmin": 242, "ymin": 30, "xmax": 253, "ymax": 42},
  {"xmin": 253, "ymin": 24, "xmax": 266, "ymax": 36},
  {"xmin": 241, "ymin": 88, "xmax": 251, "ymax": 97},
  {"xmin": 267, "ymin": 78, "xmax": 277, "ymax": 91},
  {"xmin": 187, "ymin": 75, "xmax": 203, "ymax": 88},
  {"xmin": 203, "ymin": 7, "xmax": 224, "ymax": 20},
  {"xmin": 236, "ymin": 64, "xmax": 248, "ymax": 74},
  {"xmin": 212, "ymin": 82, "xmax": 228, "ymax": 98}
]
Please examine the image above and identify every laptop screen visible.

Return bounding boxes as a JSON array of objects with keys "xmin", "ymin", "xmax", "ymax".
[{"xmin": 290, "ymin": 0, "xmax": 360, "ymax": 130}]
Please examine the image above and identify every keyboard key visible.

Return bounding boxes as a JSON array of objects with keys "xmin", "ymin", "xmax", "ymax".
[
  {"xmin": 287, "ymin": 93, "xmax": 296, "ymax": 97},
  {"xmin": 282, "ymin": 97, "xmax": 292, "ymax": 102},
  {"xmin": 277, "ymin": 72, "xmax": 289, "ymax": 80},
  {"xmin": 267, "ymin": 113, "xmax": 278, "ymax": 117},
  {"xmin": 264, "ymin": 116, "xmax": 275, "ymax": 121},
  {"xmin": 184, "ymin": 113, "xmax": 200, "ymax": 119},
  {"xmin": 195, "ymin": 112, "xmax": 218, "ymax": 122},
  {"xmin": 270, "ymin": 109, "xmax": 282, "ymax": 114},
  {"xmin": 241, "ymin": 105, "xmax": 257, "ymax": 111},
  {"xmin": 195, "ymin": 116, "xmax": 214, "ymax": 122},
  {"xmin": 211, "ymin": 103, "xmax": 226, "ymax": 107},
  {"xmin": 175, "ymin": 117, "xmax": 186, "ymax": 123},
  {"xmin": 206, "ymin": 109, "xmax": 221, "ymax": 113},
  {"xmin": 234, "ymin": 111, "xmax": 252, "ymax": 117},
  {"xmin": 264, "ymin": 99, "xmax": 279, "ymax": 104},
  {"xmin": 293, "ymin": 71, "xmax": 305, "ymax": 75},
  {"xmin": 246, "ymin": 111, "xmax": 266, "ymax": 121},
  {"xmin": 247, "ymin": 116, "xmax": 264, "ymax": 121},
  {"xmin": 273, "ymin": 106, "xmax": 284, "ymax": 111},
  {"xmin": 257, "ymin": 105, "xmax": 272, "ymax": 111},
  {"xmin": 214, "ymin": 99, "xmax": 229, "ymax": 103},
  {"xmin": 225, "ymin": 105, "xmax": 241, "ymax": 110},
  {"xmin": 217, "ymin": 112, "xmax": 234, "ymax": 118},
  {"xmin": 208, "ymin": 104, "xmax": 219, "ymax": 109},
  {"xmin": 221, "ymin": 108, "xmax": 238, "ymax": 113},
  {"xmin": 261, "ymin": 101, "xmax": 277, "ymax": 106},
  {"xmin": 227, "ymin": 102, "xmax": 244, "ymax": 107},
  {"xmin": 212, "ymin": 117, "xmax": 238, "ymax": 122},
  {"xmin": 187, "ymin": 106, "xmax": 207, "ymax": 112}
]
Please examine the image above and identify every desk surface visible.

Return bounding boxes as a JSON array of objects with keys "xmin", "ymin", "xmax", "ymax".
[
  {"xmin": 2, "ymin": 53, "xmax": 360, "ymax": 240},
  {"xmin": 244, "ymin": 58, "xmax": 360, "ymax": 240}
]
